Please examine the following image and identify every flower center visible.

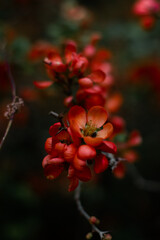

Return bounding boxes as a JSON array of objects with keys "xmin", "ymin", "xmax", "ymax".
[{"xmin": 83, "ymin": 121, "xmax": 97, "ymax": 137}]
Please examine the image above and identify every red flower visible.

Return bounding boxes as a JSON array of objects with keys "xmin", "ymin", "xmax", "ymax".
[
  {"xmin": 44, "ymin": 40, "xmax": 88, "ymax": 77},
  {"xmin": 133, "ymin": 0, "xmax": 160, "ymax": 16},
  {"xmin": 68, "ymin": 105, "xmax": 113, "ymax": 147},
  {"xmin": 67, "ymin": 106, "xmax": 117, "ymax": 174},
  {"xmin": 42, "ymin": 122, "xmax": 93, "ymax": 191}
]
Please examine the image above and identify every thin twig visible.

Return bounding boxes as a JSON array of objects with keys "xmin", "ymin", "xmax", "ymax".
[
  {"xmin": 127, "ymin": 163, "xmax": 160, "ymax": 192},
  {"xmin": 106, "ymin": 153, "xmax": 160, "ymax": 192},
  {"xmin": 0, "ymin": 120, "xmax": 13, "ymax": 150},
  {"xmin": 49, "ymin": 111, "xmax": 67, "ymax": 131},
  {"xmin": 75, "ymin": 182, "xmax": 109, "ymax": 239},
  {"xmin": 0, "ymin": 44, "xmax": 23, "ymax": 150}
]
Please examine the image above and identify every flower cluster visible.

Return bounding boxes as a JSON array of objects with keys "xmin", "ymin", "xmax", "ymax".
[
  {"xmin": 42, "ymin": 106, "xmax": 116, "ymax": 191},
  {"xmin": 36, "ymin": 37, "xmax": 142, "ymax": 191},
  {"xmin": 34, "ymin": 40, "xmax": 88, "ymax": 92}
]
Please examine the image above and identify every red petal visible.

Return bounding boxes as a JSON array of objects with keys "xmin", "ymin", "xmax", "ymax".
[
  {"xmin": 84, "ymin": 136, "xmax": 103, "ymax": 147},
  {"xmin": 73, "ymin": 154, "xmax": 86, "ymax": 171},
  {"xmin": 49, "ymin": 122, "xmax": 61, "ymax": 136},
  {"xmin": 47, "ymin": 157, "xmax": 65, "ymax": 165},
  {"xmin": 33, "ymin": 81, "xmax": 53, "ymax": 89},
  {"xmin": 89, "ymin": 70, "xmax": 106, "ymax": 83},
  {"xmin": 85, "ymin": 94, "xmax": 105, "ymax": 110},
  {"xmin": 45, "ymin": 52, "xmax": 67, "ymax": 73},
  {"xmin": 76, "ymin": 89, "xmax": 87, "ymax": 102},
  {"xmin": 68, "ymin": 105, "xmax": 86, "ymax": 136},
  {"xmin": 77, "ymin": 145, "xmax": 96, "ymax": 160},
  {"xmin": 97, "ymin": 140, "xmax": 117, "ymax": 154},
  {"xmin": 64, "ymin": 96, "xmax": 73, "ymax": 107},
  {"xmin": 67, "ymin": 165, "xmax": 75, "ymax": 178},
  {"xmin": 87, "ymin": 106, "xmax": 108, "ymax": 128},
  {"xmin": 78, "ymin": 77, "xmax": 93, "ymax": 88},
  {"xmin": 56, "ymin": 130, "xmax": 71, "ymax": 142},
  {"xmin": 97, "ymin": 123, "xmax": 113, "ymax": 139},
  {"xmin": 44, "ymin": 137, "xmax": 52, "ymax": 154},
  {"xmin": 67, "ymin": 127, "xmax": 81, "ymax": 146},
  {"xmin": 42, "ymin": 155, "xmax": 51, "ymax": 168},
  {"xmin": 73, "ymin": 56, "xmax": 88, "ymax": 73},
  {"xmin": 68, "ymin": 177, "xmax": 79, "ymax": 192},
  {"xmin": 75, "ymin": 166, "xmax": 92, "ymax": 182},
  {"xmin": 84, "ymin": 85, "xmax": 102, "ymax": 94},
  {"xmin": 54, "ymin": 142, "xmax": 67, "ymax": 157},
  {"xmin": 64, "ymin": 144, "xmax": 77, "ymax": 163},
  {"xmin": 44, "ymin": 163, "xmax": 64, "ymax": 180},
  {"xmin": 94, "ymin": 154, "xmax": 109, "ymax": 174}
]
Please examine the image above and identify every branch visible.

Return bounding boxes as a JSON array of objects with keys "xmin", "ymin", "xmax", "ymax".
[
  {"xmin": 105, "ymin": 153, "xmax": 160, "ymax": 192},
  {"xmin": 49, "ymin": 111, "xmax": 67, "ymax": 132},
  {"xmin": 127, "ymin": 163, "xmax": 160, "ymax": 192},
  {"xmin": 75, "ymin": 182, "xmax": 111, "ymax": 240},
  {"xmin": 0, "ymin": 44, "xmax": 24, "ymax": 150}
]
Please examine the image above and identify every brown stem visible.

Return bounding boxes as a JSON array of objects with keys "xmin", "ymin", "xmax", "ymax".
[
  {"xmin": 75, "ymin": 182, "xmax": 109, "ymax": 239},
  {"xmin": 107, "ymin": 153, "xmax": 160, "ymax": 192},
  {"xmin": 49, "ymin": 111, "xmax": 67, "ymax": 133},
  {"xmin": 0, "ymin": 44, "xmax": 23, "ymax": 150},
  {"xmin": 0, "ymin": 120, "xmax": 13, "ymax": 150}
]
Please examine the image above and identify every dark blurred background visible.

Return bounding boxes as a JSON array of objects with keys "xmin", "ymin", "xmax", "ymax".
[{"xmin": 0, "ymin": 0, "xmax": 160, "ymax": 240}]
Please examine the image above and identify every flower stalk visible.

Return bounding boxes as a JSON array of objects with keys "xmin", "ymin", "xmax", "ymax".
[{"xmin": 75, "ymin": 182, "xmax": 110, "ymax": 239}]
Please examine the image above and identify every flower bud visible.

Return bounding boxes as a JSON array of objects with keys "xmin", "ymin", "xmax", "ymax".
[
  {"xmin": 86, "ymin": 232, "xmax": 93, "ymax": 239},
  {"xmin": 103, "ymin": 233, "xmax": 112, "ymax": 240},
  {"xmin": 89, "ymin": 216, "xmax": 100, "ymax": 225}
]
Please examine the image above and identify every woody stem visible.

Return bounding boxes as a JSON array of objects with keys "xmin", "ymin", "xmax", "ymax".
[
  {"xmin": 49, "ymin": 111, "xmax": 67, "ymax": 131},
  {"xmin": 0, "ymin": 43, "xmax": 17, "ymax": 150},
  {"xmin": 74, "ymin": 182, "xmax": 109, "ymax": 239}
]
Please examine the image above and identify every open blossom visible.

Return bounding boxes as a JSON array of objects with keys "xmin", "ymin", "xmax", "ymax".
[
  {"xmin": 42, "ymin": 105, "xmax": 117, "ymax": 191},
  {"xmin": 68, "ymin": 105, "xmax": 117, "ymax": 173},
  {"xmin": 68, "ymin": 105, "xmax": 113, "ymax": 147}
]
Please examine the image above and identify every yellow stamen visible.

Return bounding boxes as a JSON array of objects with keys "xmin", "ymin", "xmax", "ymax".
[{"xmin": 83, "ymin": 121, "xmax": 97, "ymax": 137}]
